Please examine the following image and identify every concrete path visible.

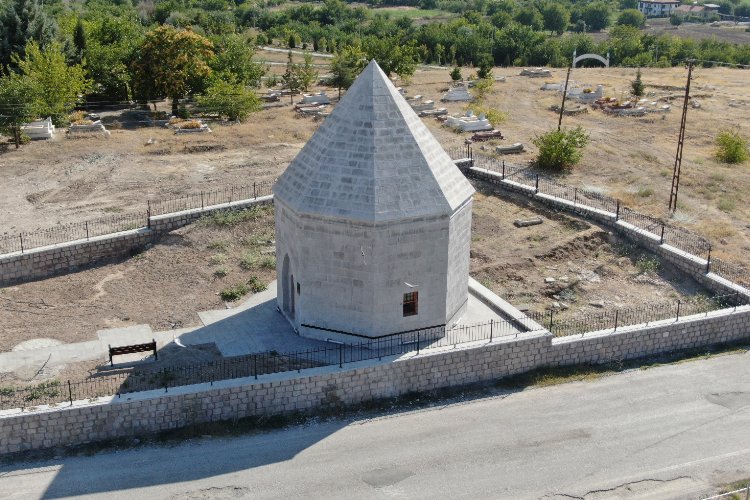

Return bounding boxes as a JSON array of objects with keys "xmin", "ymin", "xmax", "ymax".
[
  {"xmin": 2, "ymin": 350, "xmax": 749, "ymax": 499},
  {"xmin": 0, "ymin": 281, "xmax": 516, "ymax": 378}
]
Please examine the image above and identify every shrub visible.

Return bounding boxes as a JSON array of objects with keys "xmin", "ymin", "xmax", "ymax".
[
  {"xmin": 214, "ymin": 266, "xmax": 229, "ymax": 278},
  {"xmin": 467, "ymin": 104, "xmax": 507, "ymax": 127},
  {"xmin": 220, "ymin": 283, "xmax": 249, "ymax": 301},
  {"xmin": 247, "ymin": 276, "xmax": 267, "ymax": 293},
  {"xmin": 450, "ymin": 66, "xmax": 462, "ymax": 81},
  {"xmin": 631, "ymin": 69, "xmax": 644, "ymax": 97},
  {"xmin": 636, "ymin": 255, "xmax": 660, "ymax": 274},
  {"xmin": 715, "ymin": 129, "xmax": 748, "ymax": 164},
  {"xmin": 532, "ymin": 127, "xmax": 589, "ymax": 171}
]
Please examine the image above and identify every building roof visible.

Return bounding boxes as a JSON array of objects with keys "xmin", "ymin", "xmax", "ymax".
[
  {"xmin": 676, "ymin": 4, "xmax": 707, "ymax": 11},
  {"xmin": 640, "ymin": 0, "xmax": 679, "ymax": 4},
  {"xmin": 273, "ymin": 60, "xmax": 474, "ymax": 223}
]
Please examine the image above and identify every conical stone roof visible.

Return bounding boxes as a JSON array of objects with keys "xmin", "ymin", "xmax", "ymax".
[{"xmin": 273, "ymin": 60, "xmax": 474, "ymax": 223}]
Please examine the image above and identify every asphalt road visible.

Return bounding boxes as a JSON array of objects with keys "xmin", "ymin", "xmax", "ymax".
[{"xmin": 1, "ymin": 350, "xmax": 750, "ymax": 499}]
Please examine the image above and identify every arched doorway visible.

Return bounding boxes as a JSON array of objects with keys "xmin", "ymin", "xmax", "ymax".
[{"xmin": 281, "ymin": 254, "xmax": 293, "ymax": 316}]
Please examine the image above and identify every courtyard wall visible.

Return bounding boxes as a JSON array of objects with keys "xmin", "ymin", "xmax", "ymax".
[{"xmin": 2, "ymin": 305, "xmax": 748, "ymax": 455}]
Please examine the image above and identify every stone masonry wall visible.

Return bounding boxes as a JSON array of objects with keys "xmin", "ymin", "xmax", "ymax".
[
  {"xmin": 0, "ymin": 229, "xmax": 154, "ymax": 286},
  {"xmin": 2, "ymin": 306, "xmax": 749, "ymax": 455},
  {"xmin": 0, "ymin": 197, "xmax": 273, "ymax": 286},
  {"xmin": 467, "ymin": 166, "xmax": 750, "ymax": 300}
]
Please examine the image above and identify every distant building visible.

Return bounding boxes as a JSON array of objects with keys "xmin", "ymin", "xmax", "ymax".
[
  {"xmin": 638, "ymin": 0, "xmax": 680, "ymax": 17},
  {"xmin": 675, "ymin": 3, "xmax": 720, "ymax": 17}
]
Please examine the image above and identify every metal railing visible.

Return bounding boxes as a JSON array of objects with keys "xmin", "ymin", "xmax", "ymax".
[
  {"xmin": 458, "ymin": 151, "xmax": 745, "ymax": 287},
  {"xmin": 0, "ymin": 212, "xmax": 148, "ymax": 254},
  {"xmin": 148, "ymin": 181, "xmax": 274, "ymax": 216},
  {"xmin": 2, "ymin": 292, "xmax": 747, "ymax": 410},
  {"xmin": 0, "ymin": 318, "xmax": 520, "ymax": 410},
  {"xmin": 526, "ymin": 293, "xmax": 745, "ymax": 338}
]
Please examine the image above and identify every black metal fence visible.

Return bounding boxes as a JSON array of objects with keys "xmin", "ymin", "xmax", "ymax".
[
  {"xmin": 148, "ymin": 181, "xmax": 274, "ymax": 216},
  {"xmin": 0, "ymin": 182, "xmax": 274, "ymax": 255},
  {"xmin": 2, "ymin": 293, "xmax": 747, "ymax": 410},
  {"xmin": 0, "ymin": 319, "xmax": 519, "ymax": 410},
  {"xmin": 0, "ymin": 212, "xmax": 148, "ymax": 254},
  {"xmin": 527, "ymin": 293, "xmax": 745, "ymax": 338},
  {"xmin": 461, "ymin": 152, "xmax": 739, "ymax": 282}
]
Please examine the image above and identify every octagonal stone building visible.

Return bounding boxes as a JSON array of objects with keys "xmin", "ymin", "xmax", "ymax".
[{"xmin": 273, "ymin": 60, "xmax": 474, "ymax": 342}]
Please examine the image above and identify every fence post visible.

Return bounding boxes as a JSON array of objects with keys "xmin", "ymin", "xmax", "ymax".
[
  {"xmin": 548, "ymin": 310, "xmax": 554, "ymax": 331},
  {"xmin": 201, "ymin": 191, "xmax": 204, "ymax": 209},
  {"xmin": 19, "ymin": 233, "xmax": 24, "ymax": 253},
  {"xmin": 68, "ymin": 380, "xmax": 73, "ymax": 406},
  {"xmin": 615, "ymin": 200, "xmax": 620, "ymax": 221},
  {"xmin": 676, "ymin": 300, "xmax": 681, "ymax": 321},
  {"xmin": 417, "ymin": 332, "xmax": 420, "ymax": 355},
  {"xmin": 535, "ymin": 174, "xmax": 540, "ymax": 194},
  {"xmin": 490, "ymin": 319, "xmax": 494, "ymax": 342},
  {"xmin": 660, "ymin": 225, "xmax": 665, "ymax": 244},
  {"xmin": 253, "ymin": 182, "xmax": 257, "ymax": 199},
  {"xmin": 706, "ymin": 245, "xmax": 712, "ymax": 273},
  {"xmin": 147, "ymin": 201, "xmax": 151, "ymax": 229},
  {"xmin": 254, "ymin": 354, "xmax": 258, "ymax": 380},
  {"xmin": 574, "ymin": 188, "xmax": 578, "ymax": 206},
  {"xmin": 502, "ymin": 160, "xmax": 505, "ymax": 180},
  {"xmin": 339, "ymin": 343, "xmax": 343, "ymax": 368},
  {"xmin": 614, "ymin": 310, "xmax": 619, "ymax": 332},
  {"xmin": 230, "ymin": 186, "xmax": 234, "ymax": 204},
  {"xmin": 745, "ymin": 484, "xmax": 749, "ymax": 500},
  {"xmin": 85, "ymin": 221, "xmax": 89, "ymax": 240}
]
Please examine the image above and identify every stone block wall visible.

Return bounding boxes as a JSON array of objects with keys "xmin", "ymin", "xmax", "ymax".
[
  {"xmin": 2, "ymin": 306, "xmax": 748, "ymax": 455},
  {"xmin": 0, "ymin": 229, "xmax": 154, "ymax": 286},
  {"xmin": 468, "ymin": 166, "xmax": 749, "ymax": 300},
  {"xmin": 0, "ymin": 197, "xmax": 273, "ymax": 286}
]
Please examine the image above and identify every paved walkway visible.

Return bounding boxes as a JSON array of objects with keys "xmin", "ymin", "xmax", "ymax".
[{"xmin": 0, "ymin": 281, "xmax": 519, "ymax": 379}]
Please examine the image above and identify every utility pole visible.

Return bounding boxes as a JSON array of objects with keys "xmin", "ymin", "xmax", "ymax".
[
  {"xmin": 558, "ymin": 64, "xmax": 572, "ymax": 131},
  {"xmin": 668, "ymin": 59, "xmax": 694, "ymax": 213}
]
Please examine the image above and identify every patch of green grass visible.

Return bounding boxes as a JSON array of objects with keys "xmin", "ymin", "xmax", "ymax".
[
  {"xmin": 259, "ymin": 255, "xmax": 276, "ymax": 269},
  {"xmin": 717, "ymin": 196, "xmax": 737, "ymax": 212},
  {"xmin": 207, "ymin": 240, "xmax": 230, "ymax": 251},
  {"xmin": 23, "ymin": 380, "xmax": 61, "ymax": 402},
  {"xmin": 637, "ymin": 186, "xmax": 654, "ymax": 198},
  {"xmin": 636, "ymin": 255, "xmax": 660, "ymax": 273},
  {"xmin": 200, "ymin": 205, "xmax": 272, "ymax": 228},
  {"xmin": 210, "ymin": 253, "xmax": 227, "ymax": 265},
  {"xmin": 219, "ymin": 283, "xmax": 249, "ymax": 301},
  {"xmin": 239, "ymin": 252, "xmax": 259, "ymax": 270},
  {"xmin": 214, "ymin": 266, "xmax": 229, "ymax": 278},
  {"xmin": 247, "ymin": 276, "xmax": 267, "ymax": 293},
  {"xmin": 0, "ymin": 386, "xmax": 14, "ymax": 397}
]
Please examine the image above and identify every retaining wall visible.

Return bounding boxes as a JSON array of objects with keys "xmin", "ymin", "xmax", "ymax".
[
  {"xmin": 0, "ymin": 197, "xmax": 272, "ymax": 286},
  {"xmin": 468, "ymin": 166, "xmax": 750, "ymax": 300},
  {"xmin": 0, "ymin": 229, "xmax": 154, "ymax": 286},
  {"xmin": 2, "ymin": 305, "xmax": 748, "ymax": 455}
]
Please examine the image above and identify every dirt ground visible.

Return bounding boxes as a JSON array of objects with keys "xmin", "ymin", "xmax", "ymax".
[
  {"xmin": 0, "ymin": 205, "xmax": 276, "ymax": 354},
  {"xmin": 1, "ymin": 62, "xmax": 748, "ymax": 261},
  {"xmin": 470, "ymin": 182, "xmax": 709, "ymax": 319}
]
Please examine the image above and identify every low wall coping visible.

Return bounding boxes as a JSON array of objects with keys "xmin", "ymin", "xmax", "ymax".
[{"xmin": 149, "ymin": 195, "xmax": 273, "ymax": 222}]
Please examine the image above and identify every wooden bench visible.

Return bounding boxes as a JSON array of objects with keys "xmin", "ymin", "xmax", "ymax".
[{"xmin": 108, "ymin": 340, "xmax": 157, "ymax": 366}]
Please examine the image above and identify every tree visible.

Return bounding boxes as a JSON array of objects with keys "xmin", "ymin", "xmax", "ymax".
[
  {"xmin": 197, "ymin": 78, "xmax": 261, "ymax": 121},
  {"xmin": 329, "ymin": 45, "xmax": 367, "ymax": 98},
  {"xmin": 669, "ymin": 14, "xmax": 683, "ymax": 26},
  {"xmin": 132, "ymin": 26, "xmax": 214, "ymax": 115},
  {"xmin": 0, "ymin": 73, "xmax": 40, "ymax": 148},
  {"xmin": 288, "ymin": 33, "xmax": 296, "ymax": 49},
  {"xmin": 450, "ymin": 66, "xmax": 462, "ymax": 82},
  {"xmin": 617, "ymin": 9, "xmax": 646, "ymax": 28},
  {"xmin": 476, "ymin": 53, "xmax": 493, "ymax": 80},
  {"xmin": 297, "ymin": 52, "xmax": 319, "ymax": 92},
  {"xmin": 85, "ymin": 15, "xmax": 144, "ymax": 102},
  {"xmin": 281, "ymin": 50, "xmax": 301, "ymax": 103},
  {"xmin": 363, "ymin": 37, "xmax": 418, "ymax": 78},
  {"xmin": 533, "ymin": 127, "xmax": 589, "ymax": 171},
  {"xmin": 72, "ymin": 18, "xmax": 87, "ymax": 65},
  {"xmin": 212, "ymin": 34, "xmax": 267, "ymax": 87},
  {"xmin": 715, "ymin": 129, "xmax": 748, "ymax": 164},
  {"xmin": 582, "ymin": 2, "xmax": 611, "ymax": 32},
  {"xmin": 14, "ymin": 42, "xmax": 91, "ymax": 125},
  {"xmin": 515, "ymin": 6, "xmax": 544, "ymax": 31},
  {"xmin": 631, "ymin": 68, "xmax": 645, "ymax": 97},
  {"xmin": 541, "ymin": 3, "xmax": 570, "ymax": 35},
  {"xmin": 0, "ymin": 0, "xmax": 56, "ymax": 69}
]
